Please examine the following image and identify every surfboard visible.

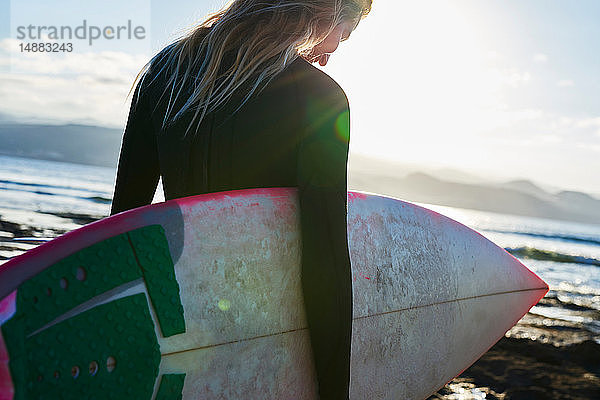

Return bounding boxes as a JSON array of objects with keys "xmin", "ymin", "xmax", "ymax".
[{"xmin": 0, "ymin": 188, "xmax": 548, "ymax": 400}]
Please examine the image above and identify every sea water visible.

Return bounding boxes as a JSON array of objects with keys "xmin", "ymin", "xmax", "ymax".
[{"xmin": 0, "ymin": 154, "xmax": 598, "ymax": 344}]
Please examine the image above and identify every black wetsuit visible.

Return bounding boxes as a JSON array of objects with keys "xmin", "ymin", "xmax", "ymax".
[{"xmin": 110, "ymin": 52, "xmax": 353, "ymax": 399}]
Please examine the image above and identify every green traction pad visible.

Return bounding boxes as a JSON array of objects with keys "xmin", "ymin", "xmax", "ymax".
[
  {"xmin": 127, "ymin": 225, "xmax": 186, "ymax": 337},
  {"xmin": 1, "ymin": 224, "xmax": 187, "ymax": 399},
  {"xmin": 155, "ymin": 374, "xmax": 186, "ymax": 400},
  {"xmin": 3, "ymin": 294, "xmax": 160, "ymax": 399},
  {"xmin": 15, "ymin": 233, "xmax": 141, "ymax": 335}
]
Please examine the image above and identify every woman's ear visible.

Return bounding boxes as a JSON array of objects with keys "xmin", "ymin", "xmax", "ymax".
[{"xmin": 318, "ymin": 54, "xmax": 330, "ymax": 66}]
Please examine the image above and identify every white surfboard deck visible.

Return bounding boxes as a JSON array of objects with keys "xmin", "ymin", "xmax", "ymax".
[{"xmin": 0, "ymin": 188, "xmax": 547, "ymax": 399}]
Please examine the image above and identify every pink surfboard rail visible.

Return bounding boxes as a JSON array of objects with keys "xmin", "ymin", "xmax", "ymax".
[{"xmin": 0, "ymin": 188, "xmax": 548, "ymax": 399}]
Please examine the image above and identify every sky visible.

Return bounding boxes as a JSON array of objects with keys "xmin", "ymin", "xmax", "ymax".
[{"xmin": 0, "ymin": 0, "xmax": 599, "ymax": 194}]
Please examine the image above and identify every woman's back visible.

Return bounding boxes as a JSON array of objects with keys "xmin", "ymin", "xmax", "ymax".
[
  {"xmin": 110, "ymin": 55, "xmax": 350, "ymax": 209},
  {"xmin": 110, "ymin": 52, "xmax": 353, "ymax": 399}
]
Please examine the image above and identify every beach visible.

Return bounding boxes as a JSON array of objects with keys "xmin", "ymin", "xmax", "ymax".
[
  {"xmin": 0, "ymin": 155, "xmax": 599, "ymax": 398},
  {"xmin": 431, "ymin": 304, "xmax": 600, "ymax": 399}
]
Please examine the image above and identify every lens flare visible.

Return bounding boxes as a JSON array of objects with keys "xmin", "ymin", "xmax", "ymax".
[{"xmin": 217, "ymin": 298, "xmax": 231, "ymax": 311}]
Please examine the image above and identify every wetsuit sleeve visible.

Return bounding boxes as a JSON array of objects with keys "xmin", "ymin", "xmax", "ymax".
[
  {"xmin": 110, "ymin": 77, "xmax": 160, "ymax": 216},
  {"xmin": 297, "ymin": 79, "xmax": 352, "ymax": 400}
]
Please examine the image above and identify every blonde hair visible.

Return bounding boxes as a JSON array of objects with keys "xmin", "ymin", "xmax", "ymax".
[{"xmin": 131, "ymin": 0, "xmax": 372, "ymax": 137}]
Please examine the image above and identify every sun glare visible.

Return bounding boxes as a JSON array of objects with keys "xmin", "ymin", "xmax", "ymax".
[{"xmin": 325, "ymin": 1, "xmax": 506, "ymax": 169}]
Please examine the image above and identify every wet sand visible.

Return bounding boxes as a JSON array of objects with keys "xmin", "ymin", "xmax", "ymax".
[
  {"xmin": 430, "ymin": 336, "xmax": 600, "ymax": 399},
  {"xmin": 431, "ymin": 297, "xmax": 600, "ymax": 398}
]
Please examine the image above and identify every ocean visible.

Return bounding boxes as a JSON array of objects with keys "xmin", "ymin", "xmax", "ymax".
[{"xmin": 0, "ymin": 154, "xmax": 598, "ymax": 397}]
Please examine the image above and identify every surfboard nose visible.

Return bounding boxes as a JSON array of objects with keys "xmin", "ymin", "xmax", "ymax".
[{"xmin": 506, "ymin": 249, "xmax": 549, "ymax": 305}]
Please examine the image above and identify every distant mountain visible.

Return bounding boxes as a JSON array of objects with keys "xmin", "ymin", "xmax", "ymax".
[
  {"xmin": 0, "ymin": 123, "xmax": 122, "ymax": 168},
  {"xmin": 501, "ymin": 179, "xmax": 552, "ymax": 200},
  {"xmin": 349, "ymin": 170, "xmax": 600, "ymax": 225},
  {"xmin": 428, "ymin": 167, "xmax": 486, "ymax": 185},
  {"xmin": 555, "ymin": 191, "xmax": 600, "ymax": 217},
  {"xmin": 1, "ymin": 123, "xmax": 598, "ymax": 224},
  {"xmin": 349, "ymin": 154, "xmax": 486, "ymax": 184}
]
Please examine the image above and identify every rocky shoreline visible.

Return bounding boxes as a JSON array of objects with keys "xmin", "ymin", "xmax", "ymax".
[{"xmin": 430, "ymin": 336, "xmax": 600, "ymax": 399}]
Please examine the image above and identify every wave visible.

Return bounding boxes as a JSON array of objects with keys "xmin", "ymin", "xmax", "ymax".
[
  {"xmin": 553, "ymin": 282, "xmax": 600, "ymax": 297},
  {"xmin": 87, "ymin": 196, "xmax": 112, "ymax": 204},
  {"xmin": 0, "ymin": 180, "xmax": 108, "ymax": 203},
  {"xmin": 541, "ymin": 292, "xmax": 600, "ymax": 312},
  {"xmin": 36, "ymin": 210, "xmax": 103, "ymax": 224},
  {"xmin": 0, "ymin": 178, "xmax": 103, "ymax": 195},
  {"xmin": 33, "ymin": 190, "xmax": 55, "ymax": 196},
  {"xmin": 506, "ymin": 246, "xmax": 600, "ymax": 266},
  {"xmin": 486, "ymin": 229, "xmax": 600, "ymax": 247}
]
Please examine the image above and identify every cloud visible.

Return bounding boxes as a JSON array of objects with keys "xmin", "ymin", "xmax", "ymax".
[
  {"xmin": 0, "ymin": 38, "xmax": 148, "ymax": 127},
  {"xmin": 487, "ymin": 67, "xmax": 531, "ymax": 89},
  {"xmin": 556, "ymin": 79, "xmax": 574, "ymax": 87},
  {"xmin": 533, "ymin": 53, "xmax": 548, "ymax": 63},
  {"xmin": 485, "ymin": 111, "xmax": 600, "ymax": 147},
  {"xmin": 575, "ymin": 117, "xmax": 600, "ymax": 138}
]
